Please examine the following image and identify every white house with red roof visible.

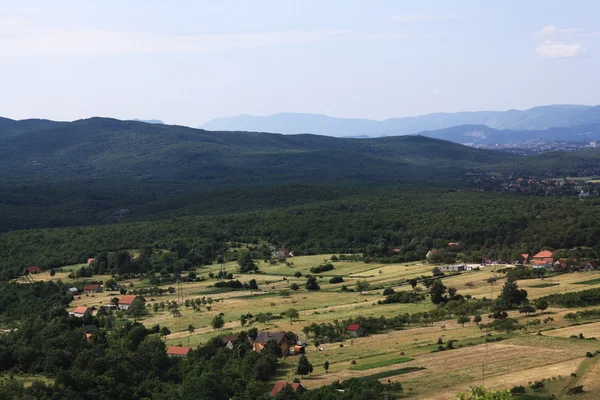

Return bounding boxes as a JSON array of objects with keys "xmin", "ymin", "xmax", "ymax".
[
  {"xmin": 118, "ymin": 295, "xmax": 137, "ymax": 310},
  {"xmin": 72, "ymin": 306, "xmax": 91, "ymax": 318},
  {"xmin": 347, "ymin": 323, "xmax": 363, "ymax": 337}
]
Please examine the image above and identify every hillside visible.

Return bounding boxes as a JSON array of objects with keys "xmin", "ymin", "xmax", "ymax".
[
  {"xmin": 2, "ymin": 116, "xmax": 600, "ymax": 232},
  {"xmin": 418, "ymin": 123, "xmax": 600, "ymax": 145},
  {"xmin": 200, "ymin": 105, "xmax": 600, "ymax": 138},
  {"xmin": 0, "ymin": 117, "xmax": 511, "ymax": 184}
]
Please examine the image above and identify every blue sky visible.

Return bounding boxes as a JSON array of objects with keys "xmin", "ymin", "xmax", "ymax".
[{"xmin": 1, "ymin": 0, "xmax": 599, "ymax": 126}]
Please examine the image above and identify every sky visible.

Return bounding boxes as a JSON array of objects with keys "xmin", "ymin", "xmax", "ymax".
[{"xmin": 1, "ymin": 0, "xmax": 600, "ymax": 126}]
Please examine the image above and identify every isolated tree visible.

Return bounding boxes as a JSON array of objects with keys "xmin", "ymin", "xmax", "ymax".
[
  {"xmin": 355, "ymin": 280, "xmax": 370, "ymax": 293},
  {"xmin": 262, "ymin": 339, "xmax": 283, "ymax": 358},
  {"xmin": 294, "ymin": 271, "xmax": 302, "ymax": 278},
  {"xmin": 188, "ymin": 324, "xmax": 195, "ymax": 333},
  {"xmin": 153, "ymin": 303, "xmax": 159, "ymax": 313},
  {"xmin": 408, "ymin": 278, "xmax": 418, "ymax": 289},
  {"xmin": 499, "ymin": 276, "xmax": 528, "ymax": 308},
  {"xmin": 306, "ymin": 276, "xmax": 320, "ymax": 291},
  {"xmin": 128, "ymin": 298, "xmax": 148, "ymax": 319},
  {"xmin": 160, "ymin": 326, "xmax": 171, "ymax": 337},
  {"xmin": 519, "ymin": 304, "xmax": 537, "ymax": 316},
  {"xmin": 535, "ymin": 298, "xmax": 548, "ymax": 314},
  {"xmin": 473, "ymin": 315, "xmax": 482, "ymax": 325},
  {"xmin": 237, "ymin": 251, "xmax": 258, "ymax": 273},
  {"xmin": 290, "ymin": 283, "xmax": 300, "ymax": 291},
  {"xmin": 240, "ymin": 314, "xmax": 248, "ymax": 326},
  {"xmin": 49, "ymin": 269, "xmax": 56, "ymax": 279},
  {"xmin": 430, "ymin": 279, "xmax": 448, "ymax": 304},
  {"xmin": 323, "ymin": 360, "xmax": 330, "ymax": 373},
  {"xmin": 458, "ymin": 386, "xmax": 512, "ymax": 400},
  {"xmin": 211, "ymin": 314, "xmax": 225, "ymax": 330},
  {"xmin": 296, "ymin": 355, "xmax": 313, "ymax": 378},
  {"xmin": 457, "ymin": 315, "xmax": 470, "ymax": 327},
  {"xmin": 285, "ymin": 308, "xmax": 299, "ymax": 322}
]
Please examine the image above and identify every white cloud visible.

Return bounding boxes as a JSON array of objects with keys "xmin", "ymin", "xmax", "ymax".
[
  {"xmin": 387, "ymin": 15, "xmax": 458, "ymax": 22},
  {"xmin": 535, "ymin": 25, "xmax": 581, "ymax": 37},
  {"xmin": 536, "ymin": 41, "xmax": 587, "ymax": 58},
  {"xmin": 0, "ymin": 27, "xmax": 440, "ymax": 56}
]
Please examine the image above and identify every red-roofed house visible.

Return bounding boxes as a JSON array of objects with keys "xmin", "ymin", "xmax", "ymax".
[
  {"xmin": 83, "ymin": 284, "xmax": 102, "ymax": 294},
  {"xmin": 533, "ymin": 250, "xmax": 553, "ymax": 261},
  {"xmin": 118, "ymin": 295, "xmax": 137, "ymax": 310},
  {"xmin": 448, "ymin": 242, "xmax": 460, "ymax": 248},
  {"xmin": 72, "ymin": 306, "xmax": 91, "ymax": 318},
  {"xmin": 426, "ymin": 249, "xmax": 438, "ymax": 259},
  {"xmin": 270, "ymin": 381, "xmax": 305, "ymax": 397},
  {"xmin": 347, "ymin": 324, "xmax": 363, "ymax": 337},
  {"xmin": 166, "ymin": 346, "xmax": 191, "ymax": 357},
  {"xmin": 532, "ymin": 258, "xmax": 553, "ymax": 269},
  {"xmin": 87, "ymin": 258, "xmax": 96, "ymax": 266},
  {"xmin": 521, "ymin": 254, "xmax": 530, "ymax": 262},
  {"xmin": 25, "ymin": 266, "xmax": 41, "ymax": 274}
]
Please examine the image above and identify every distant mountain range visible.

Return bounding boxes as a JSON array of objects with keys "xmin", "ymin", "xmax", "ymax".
[
  {"xmin": 133, "ymin": 119, "xmax": 164, "ymax": 124},
  {"xmin": 200, "ymin": 104, "xmax": 600, "ymax": 143}
]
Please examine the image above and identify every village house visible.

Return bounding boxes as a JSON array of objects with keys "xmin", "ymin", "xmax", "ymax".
[
  {"xmin": 166, "ymin": 346, "xmax": 191, "ymax": 358},
  {"xmin": 448, "ymin": 242, "xmax": 461, "ymax": 248},
  {"xmin": 521, "ymin": 254, "xmax": 530, "ymax": 263},
  {"xmin": 347, "ymin": 323, "xmax": 363, "ymax": 337},
  {"xmin": 65, "ymin": 287, "xmax": 79, "ymax": 297},
  {"xmin": 87, "ymin": 258, "xmax": 96, "ymax": 266},
  {"xmin": 581, "ymin": 261, "xmax": 597, "ymax": 272},
  {"xmin": 253, "ymin": 331, "xmax": 293, "ymax": 355},
  {"xmin": 118, "ymin": 295, "xmax": 137, "ymax": 310},
  {"xmin": 439, "ymin": 265, "xmax": 465, "ymax": 273},
  {"xmin": 83, "ymin": 284, "xmax": 102, "ymax": 294},
  {"xmin": 532, "ymin": 250, "xmax": 553, "ymax": 262},
  {"xmin": 274, "ymin": 248, "xmax": 292, "ymax": 258},
  {"xmin": 426, "ymin": 249, "xmax": 438, "ymax": 259},
  {"xmin": 221, "ymin": 334, "xmax": 239, "ymax": 349},
  {"xmin": 270, "ymin": 381, "xmax": 305, "ymax": 397},
  {"xmin": 25, "ymin": 266, "xmax": 41, "ymax": 274},
  {"xmin": 72, "ymin": 306, "xmax": 92, "ymax": 318}
]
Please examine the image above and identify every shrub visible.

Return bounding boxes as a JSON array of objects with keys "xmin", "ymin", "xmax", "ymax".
[
  {"xmin": 310, "ymin": 263, "xmax": 334, "ymax": 274},
  {"xmin": 382, "ymin": 288, "xmax": 395, "ymax": 295},
  {"xmin": 510, "ymin": 386, "xmax": 526, "ymax": 394},
  {"xmin": 329, "ymin": 276, "xmax": 344, "ymax": 284}
]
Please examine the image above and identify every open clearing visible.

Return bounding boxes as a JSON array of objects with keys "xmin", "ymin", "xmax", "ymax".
[
  {"xmin": 544, "ymin": 321, "xmax": 600, "ymax": 339},
  {"xmin": 19, "ymin": 255, "xmax": 600, "ymax": 397}
]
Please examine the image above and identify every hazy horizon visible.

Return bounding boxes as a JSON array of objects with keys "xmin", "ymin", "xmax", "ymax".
[{"xmin": 2, "ymin": 0, "xmax": 600, "ymax": 126}]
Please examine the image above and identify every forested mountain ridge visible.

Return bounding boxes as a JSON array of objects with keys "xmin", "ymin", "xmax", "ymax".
[
  {"xmin": 200, "ymin": 104, "xmax": 600, "ymax": 137},
  {"xmin": 2, "ymin": 116, "xmax": 600, "ymax": 233},
  {"xmin": 0, "ymin": 116, "xmax": 512, "ymax": 183},
  {"xmin": 417, "ymin": 123, "xmax": 600, "ymax": 145}
]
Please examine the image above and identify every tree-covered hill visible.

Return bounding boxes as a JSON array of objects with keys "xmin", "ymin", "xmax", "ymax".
[
  {"xmin": 0, "ymin": 117, "xmax": 512, "ymax": 182},
  {"xmin": 1, "ymin": 116, "xmax": 600, "ymax": 233}
]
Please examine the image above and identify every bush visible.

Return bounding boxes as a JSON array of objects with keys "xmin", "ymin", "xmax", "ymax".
[
  {"xmin": 329, "ymin": 276, "xmax": 344, "ymax": 284},
  {"xmin": 380, "ymin": 291, "xmax": 425, "ymax": 304},
  {"xmin": 310, "ymin": 263, "xmax": 334, "ymax": 274},
  {"xmin": 530, "ymin": 381, "xmax": 545, "ymax": 390},
  {"xmin": 382, "ymin": 288, "xmax": 395, "ymax": 295},
  {"xmin": 510, "ymin": 386, "xmax": 526, "ymax": 394},
  {"xmin": 567, "ymin": 385, "xmax": 584, "ymax": 394}
]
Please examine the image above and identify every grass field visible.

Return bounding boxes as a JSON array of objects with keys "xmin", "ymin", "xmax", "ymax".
[
  {"xmin": 348, "ymin": 356, "xmax": 414, "ymax": 370},
  {"xmin": 19, "ymin": 255, "xmax": 600, "ymax": 398},
  {"xmin": 573, "ymin": 277, "xmax": 600, "ymax": 285}
]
